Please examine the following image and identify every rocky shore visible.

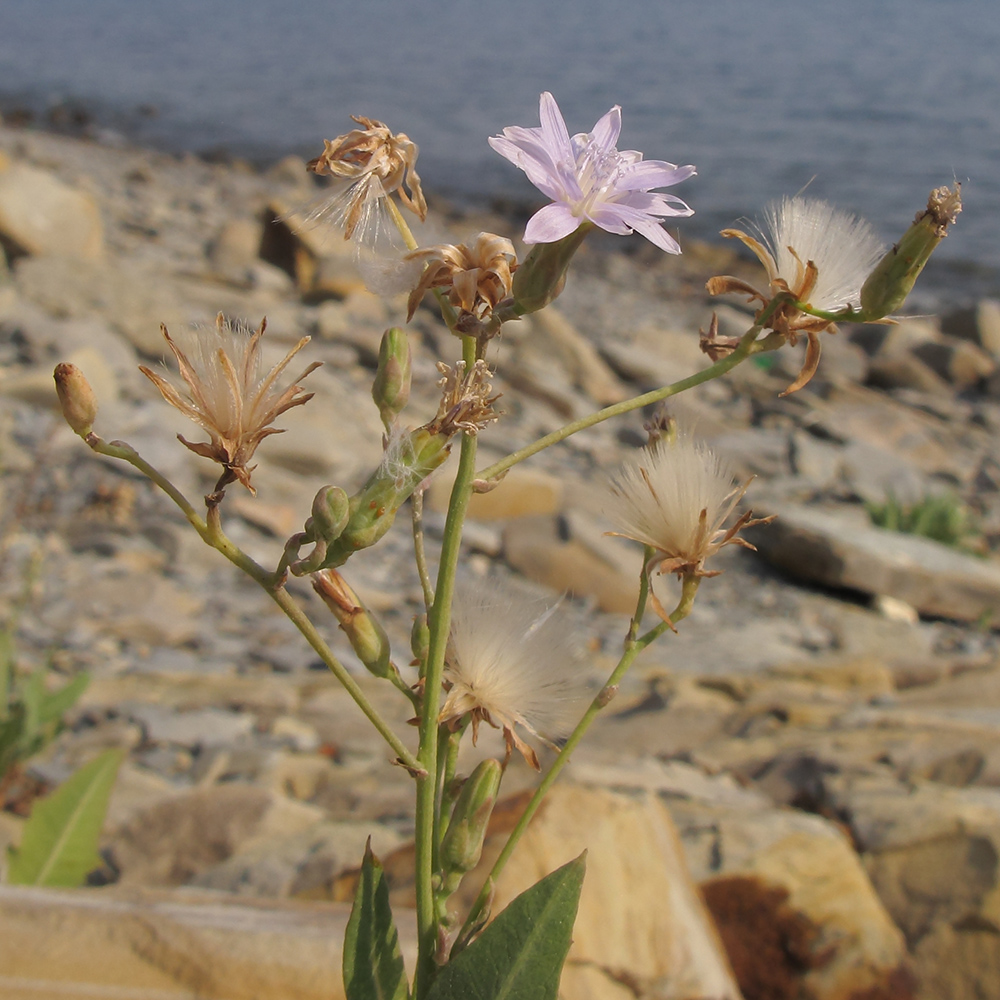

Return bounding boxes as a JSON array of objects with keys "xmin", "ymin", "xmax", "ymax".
[{"xmin": 2, "ymin": 122, "xmax": 1000, "ymax": 999}]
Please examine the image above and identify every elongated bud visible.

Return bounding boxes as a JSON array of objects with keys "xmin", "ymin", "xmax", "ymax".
[
  {"xmin": 53, "ymin": 363, "xmax": 98, "ymax": 437},
  {"xmin": 372, "ymin": 328, "xmax": 411, "ymax": 430},
  {"xmin": 321, "ymin": 426, "xmax": 453, "ymax": 567},
  {"xmin": 310, "ymin": 485, "xmax": 351, "ymax": 540},
  {"xmin": 440, "ymin": 759, "xmax": 502, "ymax": 891},
  {"xmin": 859, "ymin": 184, "xmax": 962, "ymax": 320},
  {"xmin": 410, "ymin": 613, "xmax": 430, "ymax": 668},
  {"xmin": 312, "ymin": 569, "xmax": 392, "ymax": 678},
  {"xmin": 503, "ymin": 224, "xmax": 591, "ymax": 317}
]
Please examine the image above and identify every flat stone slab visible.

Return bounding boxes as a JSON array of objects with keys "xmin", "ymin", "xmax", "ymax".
[
  {"xmin": 0, "ymin": 884, "xmax": 416, "ymax": 1000},
  {"xmin": 750, "ymin": 504, "xmax": 1000, "ymax": 625}
]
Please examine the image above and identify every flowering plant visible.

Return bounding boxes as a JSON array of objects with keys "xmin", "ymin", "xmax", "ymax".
[{"xmin": 53, "ymin": 94, "xmax": 958, "ymax": 1000}]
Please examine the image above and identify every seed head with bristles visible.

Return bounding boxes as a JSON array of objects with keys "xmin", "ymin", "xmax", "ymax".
[{"xmin": 139, "ymin": 314, "xmax": 321, "ymax": 495}]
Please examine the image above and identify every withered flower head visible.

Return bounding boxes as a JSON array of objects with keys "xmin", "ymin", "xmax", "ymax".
[
  {"xmin": 427, "ymin": 360, "xmax": 502, "ymax": 437},
  {"xmin": 440, "ymin": 583, "xmax": 586, "ymax": 770},
  {"xmin": 405, "ymin": 233, "xmax": 518, "ymax": 337},
  {"xmin": 139, "ymin": 314, "xmax": 321, "ymax": 495},
  {"xmin": 607, "ymin": 436, "xmax": 771, "ymax": 625},
  {"xmin": 306, "ymin": 115, "xmax": 426, "ymax": 240},
  {"xmin": 707, "ymin": 197, "xmax": 884, "ymax": 394}
]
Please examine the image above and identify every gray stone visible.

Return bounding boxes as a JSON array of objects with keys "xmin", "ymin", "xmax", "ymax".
[
  {"xmin": 126, "ymin": 704, "xmax": 256, "ymax": 749},
  {"xmin": 750, "ymin": 502, "xmax": 1000, "ymax": 623}
]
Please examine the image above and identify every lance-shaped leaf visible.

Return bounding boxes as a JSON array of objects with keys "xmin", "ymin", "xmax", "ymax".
[
  {"xmin": 427, "ymin": 852, "xmax": 586, "ymax": 1000},
  {"xmin": 343, "ymin": 840, "xmax": 409, "ymax": 1000},
  {"xmin": 7, "ymin": 747, "xmax": 123, "ymax": 886}
]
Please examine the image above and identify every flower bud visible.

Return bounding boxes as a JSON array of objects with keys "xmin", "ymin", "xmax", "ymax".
[
  {"xmin": 53, "ymin": 363, "xmax": 98, "ymax": 437},
  {"xmin": 371, "ymin": 328, "xmax": 412, "ymax": 431},
  {"xmin": 859, "ymin": 184, "xmax": 962, "ymax": 320},
  {"xmin": 310, "ymin": 485, "xmax": 351, "ymax": 541},
  {"xmin": 440, "ymin": 758, "xmax": 502, "ymax": 890},
  {"xmin": 504, "ymin": 225, "xmax": 591, "ymax": 317},
  {"xmin": 312, "ymin": 570, "xmax": 392, "ymax": 679}
]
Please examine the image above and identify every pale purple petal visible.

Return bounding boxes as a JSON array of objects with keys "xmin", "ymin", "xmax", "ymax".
[
  {"xmin": 591, "ymin": 105, "xmax": 622, "ymax": 151},
  {"xmin": 627, "ymin": 216, "xmax": 682, "ymax": 254},
  {"xmin": 618, "ymin": 191, "xmax": 695, "ymax": 219},
  {"xmin": 586, "ymin": 203, "xmax": 636, "ymax": 235},
  {"xmin": 523, "ymin": 202, "xmax": 583, "ymax": 244},
  {"xmin": 538, "ymin": 92, "xmax": 573, "ymax": 160},
  {"xmin": 617, "ymin": 160, "xmax": 697, "ymax": 192}
]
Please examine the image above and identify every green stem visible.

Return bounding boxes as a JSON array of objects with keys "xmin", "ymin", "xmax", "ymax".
[
  {"xmin": 86, "ymin": 435, "xmax": 421, "ymax": 773},
  {"xmin": 411, "ymin": 488, "xmax": 436, "ymax": 611},
  {"xmin": 413, "ymin": 334, "xmax": 479, "ymax": 999},
  {"xmin": 455, "ymin": 573, "xmax": 701, "ymax": 950}
]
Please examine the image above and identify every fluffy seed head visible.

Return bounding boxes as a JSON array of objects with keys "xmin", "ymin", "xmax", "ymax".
[{"xmin": 441, "ymin": 583, "xmax": 587, "ymax": 770}]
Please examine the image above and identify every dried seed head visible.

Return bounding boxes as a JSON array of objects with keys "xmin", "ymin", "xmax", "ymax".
[
  {"xmin": 139, "ymin": 314, "xmax": 321, "ymax": 495},
  {"xmin": 428, "ymin": 360, "xmax": 501, "ymax": 437},
  {"xmin": 405, "ymin": 233, "xmax": 517, "ymax": 337},
  {"xmin": 307, "ymin": 116, "xmax": 426, "ymax": 239}
]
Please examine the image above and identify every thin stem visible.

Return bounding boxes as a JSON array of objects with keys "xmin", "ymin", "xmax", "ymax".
[
  {"xmin": 86, "ymin": 435, "xmax": 421, "ymax": 773},
  {"xmin": 413, "ymin": 334, "xmax": 479, "ymax": 999},
  {"xmin": 476, "ymin": 326, "xmax": 768, "ymax": 483},
  {"xmin": 455, "ymin": 573, "xmax": 701, "ymax": 950},
  {"xmin": 411, "ymin": 488, "xmax": 436, "ymax": 611}
]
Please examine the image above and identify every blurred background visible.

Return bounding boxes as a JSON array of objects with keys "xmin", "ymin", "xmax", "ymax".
[{"xmin": 1, "ymin": 0, "xmax": 997, "ymax": 308}]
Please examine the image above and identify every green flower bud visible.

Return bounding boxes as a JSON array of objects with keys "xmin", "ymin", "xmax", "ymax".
[
  {"xmin": 371, "ymin": 327, "xmax": 411, "ymax": 430},
  {"xmin": 312, "ymin": 570, "xmax": 392, "ymax": 678},
  {"xmin": 859, "ymin": 184, "xmax": 962, "ymax": 321},
  {"xmin": 310, "ymin": 485, "xmax": 350, "ymax": 541},
  {"xmin": 53, "ymin": 363, "xmax": 98, "ymax": 438},
  {"xmin": 440, "ymin": 758, "xmax": 502, "ymax": 891},
  {"xmin": 503, "ymin": 224, "xmax": 592, "ymax": 317}
]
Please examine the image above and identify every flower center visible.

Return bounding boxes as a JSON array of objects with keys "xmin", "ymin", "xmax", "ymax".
[{"xmin": 562, "ymin": 133, "xmax": 625, "ymax": 217}]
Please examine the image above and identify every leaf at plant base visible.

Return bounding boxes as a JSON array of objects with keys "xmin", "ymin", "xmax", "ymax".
[
  {"xmin": 38, "ymin": 672, "xmax": 90, "ymax": 726},
  {"xmin": 343, "ymin": 839, "xmax": 409, "ymax": 1000},
  {"xmin": 7, "ymin": 747, "xmax": 124, "ymax": 886},
  {"xmin": 427, "ymin": 852, "xmax": 586, "ymax": 1000}
]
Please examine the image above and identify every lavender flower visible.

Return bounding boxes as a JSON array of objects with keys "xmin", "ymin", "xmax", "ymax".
[{"xmin": 489, "ymin": 92, "xmax": 695, "ymax": 252}]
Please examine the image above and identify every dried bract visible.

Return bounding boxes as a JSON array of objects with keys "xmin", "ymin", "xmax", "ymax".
[
  {"xmin": 607, "ymin": 437, "xmax": 771, "ymax": 624},
  {"xmin": 440, "ymin": 584, "xmax": 586, "ymax": 770},
  {"xmin": 428, "ymin": 361, "xmax": 501, "ymax": 437},
  {"xmin": 139, "ymin": 315, "xmax": 320, "ymax": 495},
  {"xmin": 307, "ymin": 115, "xmax": 426, "ymax": 239},
  {"xmin": 405, "ymin": 233, "xmax": 517, "ymax": 337}
]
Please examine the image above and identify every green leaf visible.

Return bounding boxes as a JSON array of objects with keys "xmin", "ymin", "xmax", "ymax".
[
  {"xmin": 7, "ymin": 748, "xmax": 124, "ymax": 886},
  {"xmin": 427, "ymin": 853, "xmax": 586, "ymax": 1000},
  {"xmin": 343, "ymin": 840, "xmax": 409, "ymax": 1000},
  {"xmin": 37, "ymin": 672, "xmax": 89, "ymax": 726}
]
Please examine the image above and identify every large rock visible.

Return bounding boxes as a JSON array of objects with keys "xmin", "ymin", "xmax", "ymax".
[
  {"xmin": 841, "ymin": 779, "xmax": 1000, "ymax": 1000},
  {"xmin": 750, "ymin": 503, "xmax": 1000, "ymax": 624},
  {"xmin": 478, "ymin": 782, "xmax": 743, "ymax": 1000},
  {"xmin": 0, "ymin": 162, "xmax": 104, "ymax": 259},
  {"xmin": 675, "ymin": 802, "xmax": 909, "ymax": 1000},
  {"xmin": 0, "ymin": 884, "xmax": 393, "ymax": 1000}
]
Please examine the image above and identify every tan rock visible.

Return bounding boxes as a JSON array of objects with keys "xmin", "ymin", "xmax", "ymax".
[
  {"xmin": 0, "ymin": 883, "xmax": 404, "ymax": 1000},
  {"xmin": 0, "ymin": 162, "xmax": 103, "ymax": 259},
  {"xmin": 503, "ymin": 514, "xmax": 639, "ymax": 613},
  {"xmin": 478, "ymin": 783, "xmax": 743, "ymax": 1000},
  {"xmin": 428, "ymin": 466, "xmax": 564, "ymax": 521},
  {"xmin": 687, "ymin": 804, "xmax": 908, "ymax": 1000}
]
